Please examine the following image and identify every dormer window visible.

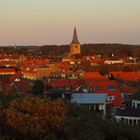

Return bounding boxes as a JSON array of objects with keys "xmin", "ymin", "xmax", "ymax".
[
  {"xmin": 96, "ymin": 86, "xmax": 102, "ymax": 91},
  {"xmin": 108, "ymin": 85, "xmax": 116, "ymax": 90}
]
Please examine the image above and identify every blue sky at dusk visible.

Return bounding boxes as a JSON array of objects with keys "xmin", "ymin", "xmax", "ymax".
[{"xmin": 0, "ymin": 0, "xmax": 140, "ymax": 45}]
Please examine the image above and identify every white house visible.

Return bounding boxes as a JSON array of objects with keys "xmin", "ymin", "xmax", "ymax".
[
  {"xmin": 132, "ymin": 90, "xmax": 140, "ymax": 108},
  {"xmin": 104, "ymin": 60, "xmax": 124, "ymax": 65}
]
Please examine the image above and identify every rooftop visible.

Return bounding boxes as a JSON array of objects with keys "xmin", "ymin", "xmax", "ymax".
[
  {"xmin": 71, "ymin": 93, "xmax": 107, "ymax": 104},
  {"xmin": 116, "ymin": 108, "xmax": 140, "ymax": 117}
]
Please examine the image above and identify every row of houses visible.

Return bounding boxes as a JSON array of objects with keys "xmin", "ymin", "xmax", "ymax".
[
  {"xmin": 0, "ymin": 53, "xmax": 139, "ymax": 125},
  {"xmin": 62, "ymin": 56, "xmax": 140, "ymax": 67},
  {"xmin": 46, "ymin": 70, "xmax": 140, "ymax": 123}
]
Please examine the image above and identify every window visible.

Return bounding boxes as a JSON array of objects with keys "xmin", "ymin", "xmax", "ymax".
[
  {"xmin": 107, "ymin": 96, "xmax": 115, "ymax": 101},
  {"xmin": 62, "ymin": 94, "xmax": 65, "ymax": 99},
  {"xmin": 125, "ymin": 119, "xmax": 128, "ymax": 124},
  {"xmin": 138, "ymin": 120, "xmax": 140, "ymax": 124},
  {"xmin": 132, "ymin": 103, "xmax": 135, "ymax": 108},
  {"xmin": 137, "ymin": 103, "xmax": 140, "ymax": 108},
  {"xmin": 108, "ymin": 85, "xmax": 116, "ymax": 90},
  {"xmin": 121, "ymin": 118, "xmax": 124, "ymax": 122},
  {"xmin": 133, "ymin": 120, "xmax": 136, "ymax": 125},
  {"xmin": 96, "ymin": 86, "xmax": 102, "ymax": 91},
  {"xmin": 66, "ymin": 87, "xmax": 70, "ymax": 90},
  {"xmin": 89, "ymin": 87, "xmax": 93, "ymax": 92},
  {"xmin": 83, "ymin": 88, "xmax": 88, "ymax": 93},
  {"xmin": 129, "ymin": 119, "xmax": 132, "ymax": 125},
  {"xmin": 89, "ymin": 105, "xmax": 93, "ymax": 111},
  {"xmin": 95, "ymin": 104, "xmax": 99, "ymax": 111}
]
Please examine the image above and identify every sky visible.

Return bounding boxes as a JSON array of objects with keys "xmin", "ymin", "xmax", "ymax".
[{"xmin": 0, "ymin": 0, "xmax": 140, "ymax": 46}]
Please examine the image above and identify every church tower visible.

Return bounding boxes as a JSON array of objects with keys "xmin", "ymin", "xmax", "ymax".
[{"xmin": 70, "ymin": 27, "xmax": 81, "ymax": 56}]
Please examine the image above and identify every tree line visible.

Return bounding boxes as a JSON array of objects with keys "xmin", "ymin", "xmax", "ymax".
[{"xmin": 1, "ymin": 44, "xmax": 140, "ymax": 57}]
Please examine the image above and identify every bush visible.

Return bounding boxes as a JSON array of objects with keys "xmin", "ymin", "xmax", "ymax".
[{"xmin": 32, "ymin": 80, "xmax": 44, "ymax": 95}]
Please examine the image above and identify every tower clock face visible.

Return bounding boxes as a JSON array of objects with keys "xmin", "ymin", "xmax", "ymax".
[{"xmin": 75, "ymin": 45, "xmax": 78, "ymax": 48}]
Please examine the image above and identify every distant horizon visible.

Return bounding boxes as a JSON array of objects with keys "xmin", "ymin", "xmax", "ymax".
[{"xmin": 0, "ymin": 42, "xmax": 140, "ymax": 47}]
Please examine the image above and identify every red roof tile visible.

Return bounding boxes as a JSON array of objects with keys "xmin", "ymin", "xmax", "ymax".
[
  {"xmin": 0, "ymin": 68, "xmax": 15, "ymax": 75},
  {"xmin": 49, "ymin": 79, "xmax": 82, "ymax": 87},
  {"xmin": 84, "ymin": 72, "xmax": 108, "ymax": 80},
  {"xmin": 60, "ymin": 63, "xmax": 70, "ymax": 71},
  {"xmin": 111, "ymin": 72, "xmax": 140, "ymax": 82}
]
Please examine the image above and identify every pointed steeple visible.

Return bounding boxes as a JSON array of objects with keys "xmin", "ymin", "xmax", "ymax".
[{"xmin": 71, "ymin": 27, "xmax": 79, "ymax": 44}]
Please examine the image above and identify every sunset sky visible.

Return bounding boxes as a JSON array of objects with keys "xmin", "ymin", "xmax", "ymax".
[{"xmin": 0, "ymin": 0, "xmax": 140, "ymax": 45}]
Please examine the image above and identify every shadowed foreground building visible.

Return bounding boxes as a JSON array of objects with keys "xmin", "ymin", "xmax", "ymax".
[{"xmin": 115, "ymin": 90, "xmax": 140, "ymax": 125}]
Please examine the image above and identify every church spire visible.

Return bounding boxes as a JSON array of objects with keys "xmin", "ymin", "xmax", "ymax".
[{"xmin": 71, "ymin": 26, "xmax": 79, "ymax": 44}]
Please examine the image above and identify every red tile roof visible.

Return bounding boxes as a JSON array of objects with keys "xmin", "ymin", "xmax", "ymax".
[
  {"xmin": 1, "ymin": 82, "xmax": 13, "ymax": 93},
  {"xmin": 15, "ymin": 80, "xmax": 32, "ymax": 93},
  {"xmin": 2, "ymin": 80, "xmax": 32, "ymax": 94},
  {"xmin": 49, "ymin": 78, "xmax": 122, "ymax": 108},
  {"xmin": 111, "ymin": 72, "xmax": 140, "ymax": 82},
  {"xmin": 0, "ymin": 61, "xmax": 17, "ymax": 66},
  {"xmin": 22, "ymin": 67, "xmax": 37, "ymax": 74},
  {"xmin": 119, "ymin": 84, "xmax": 138, "ymax": 94},
  {"xmin": 60, "ymin": 63, "xmax": 70, "ymax": 71},
  {"xmin": 84, "ymin": 72, "xmax": 108, "ymax": 80},
  {"xmin": 49, "ymin": 79, "xmax": 80, "ymax": 87},
  {"xmin": 23, "ymin": 59, "xmax": 49, "ymax": 66},
  {"xmin": 0, "ymin": 68, "xmax": 15, "ymax": 75},
  {"xmin": 90, "ymin": 58, "xmax": 105, "ymax": 64}
]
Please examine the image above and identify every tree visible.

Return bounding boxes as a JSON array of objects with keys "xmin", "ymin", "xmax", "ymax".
[
  {"xmin": 100, "ymin": 65, "xmax": 109, "ymax": 75},
  {"xmin": 32, "ymin": 80, "xmax": 44, "ymax": 95},
  {"xmin": 63, "ymin": 104, "xmax": 140, "ymax": 140},
  {"xmin": 5, "ymin": 96, "xmax": 68, "ymax": 140}
]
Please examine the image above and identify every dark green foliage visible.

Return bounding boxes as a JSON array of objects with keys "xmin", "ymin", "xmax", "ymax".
[{"xmin": 32, "ymin": 80, "xmax": 44, "ymax": 95}]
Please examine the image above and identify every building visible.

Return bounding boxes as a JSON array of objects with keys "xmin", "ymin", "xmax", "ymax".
[
  {"xmin": 91, "ymin": 80, "xmax": 122, "ymax": 108},
  {"xmin": 104, "ymin": 60, "xmax": 124, "ymax": 65},
  {"xmin": 0, "ymin": 68, "xmax": 16, "ymax": 75},
  {"xmin": 70, "ymin": 27, "xmax": 81, "ymax": 56},
  {"xmin": 132, "ymin": 90, "xmax": 140, "ymax": 108},
  {"xmin": 23, "ymin": 63, "xmax": 59, "ymax": 80},
  {"xmin": 71, "ymin": 93, "xmax": 107, "ymax": 116},
  {"xmin": 115, "ymin": 90, "xmax": 140, "ymax": 125},
  {"xmin": 115, "ymin": 108, "xmax": 140, "ymax": 125}
]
